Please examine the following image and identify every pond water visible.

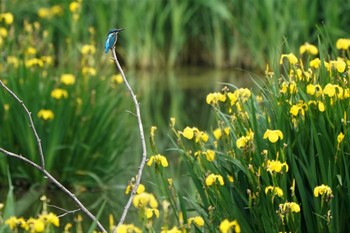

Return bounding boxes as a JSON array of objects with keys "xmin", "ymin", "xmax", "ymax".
[{"xmin": 132, "ymin": 67, "xmax": 261, "ymax": 128}]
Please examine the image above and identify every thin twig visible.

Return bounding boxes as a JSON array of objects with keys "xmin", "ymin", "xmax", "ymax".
[
  {"xmin": 111, "ymin": 49, "xmax": 148, "ymax": 227},
  {"xmin": 47, "ymin": 204, "xmax": 81, "ymax": 218},
  {"xmin": 0, "ymin": 80, "xmax": 107, "ymax": 233},
  {"xmin": 0, "ymin": 147, "xmax": 107, "ymax": 233},
  {"xmin": 0, "ymin": 80, "xmax": 45, "ymax": 168},
  {"xmin": 124, "ymin": 110, "xmax": 137, "ymax": 117}
]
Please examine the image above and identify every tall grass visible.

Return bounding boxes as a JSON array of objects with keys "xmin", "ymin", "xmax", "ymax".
[
  {"xmin": 4, "ymin": 37, "xmax": 350, "ymax": 232},
  {"xmin": 1, "ymin": 0, "xmax": 350, "ymax": 232},
  {"xmin": 0, "ymin": 2, "xmax": 136, "ymax": 186}
]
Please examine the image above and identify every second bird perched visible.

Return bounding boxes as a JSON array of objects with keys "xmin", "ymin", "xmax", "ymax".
[{"xmin": 104, "ymin": 28, "xmax": 124, "ymax": 53}]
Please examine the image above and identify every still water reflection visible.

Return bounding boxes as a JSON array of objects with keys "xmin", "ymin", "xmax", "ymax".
[{"xmin": 131, "ymin": 67, "xmax": 260, "ymax": 129}]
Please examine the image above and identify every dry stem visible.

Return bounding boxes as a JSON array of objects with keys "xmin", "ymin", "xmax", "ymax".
[{"xmin": 111, "ymin": 49, "xmax": 148, "ymax": 227}]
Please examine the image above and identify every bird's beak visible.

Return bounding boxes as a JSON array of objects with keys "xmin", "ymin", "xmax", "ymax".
[{"xmin": 118, "ymin": 28, "xmax": 125, "ymax": 32}]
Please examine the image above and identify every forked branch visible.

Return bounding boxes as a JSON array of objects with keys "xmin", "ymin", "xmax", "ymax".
[{"xmin": 0, "ymin": 80, "xmax": 107, "ymax": 233}]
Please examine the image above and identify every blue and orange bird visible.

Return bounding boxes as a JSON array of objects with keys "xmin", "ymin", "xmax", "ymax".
[{"xmin": 104, "ymin": 28, "xmax": 124, "ymax": 53}]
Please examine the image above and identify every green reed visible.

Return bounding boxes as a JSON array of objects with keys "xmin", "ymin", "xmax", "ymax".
[{"xmin": 4, "ymin": 0, "xmax": 349, "ymax": 70}]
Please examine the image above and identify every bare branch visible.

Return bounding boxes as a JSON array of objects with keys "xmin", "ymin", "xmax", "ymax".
[
  {"xmin": 111, "ymin": 49, "xmax": 148, "ymax": 228},
  {"xmin": 124, "ymin": 110, "xmax": 137, "ymax": 117},
  {"xmin": 0, "ymin": 80, "xmax": 108, "ymax": 232},
  {"xmin": 47, "ymin": 204, "xmax": 81, "ymax": 218},
  {"xmin": 0, "ymin": 80, "xmax": 45, "ymax": 168},
  {"xmin": 0, "ymin": 147, "xmax": 107, "ymax": 232}
]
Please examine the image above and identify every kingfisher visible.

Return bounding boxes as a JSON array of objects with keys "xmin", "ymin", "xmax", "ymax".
[{"xmin": 104, "ymin": 28, "xmax": 124, "ymax": 53}]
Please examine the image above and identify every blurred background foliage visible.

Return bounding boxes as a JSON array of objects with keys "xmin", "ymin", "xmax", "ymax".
[{"xmin": 2, "ymin": 0, "xmax": 350, "ymax": 70}]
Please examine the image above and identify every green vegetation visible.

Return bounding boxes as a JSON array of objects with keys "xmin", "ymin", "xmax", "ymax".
[
  {"xmin": 155, "ymin": 39, "xmax": 350, "ymax": 232},
  {"xmin": 3, "ymin": 0, "xmax": 350, "ymax": 69},
  {"xmin": 1, "ymin": 0, "xmax": 350, "ymax": 232},
  {"xmin": 2, "ymin": 37, "xmax": 350, "ymax": 233},
  {"xmin": 0, "ymin": 25, "xmax": 133, "ymax": 187}
]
